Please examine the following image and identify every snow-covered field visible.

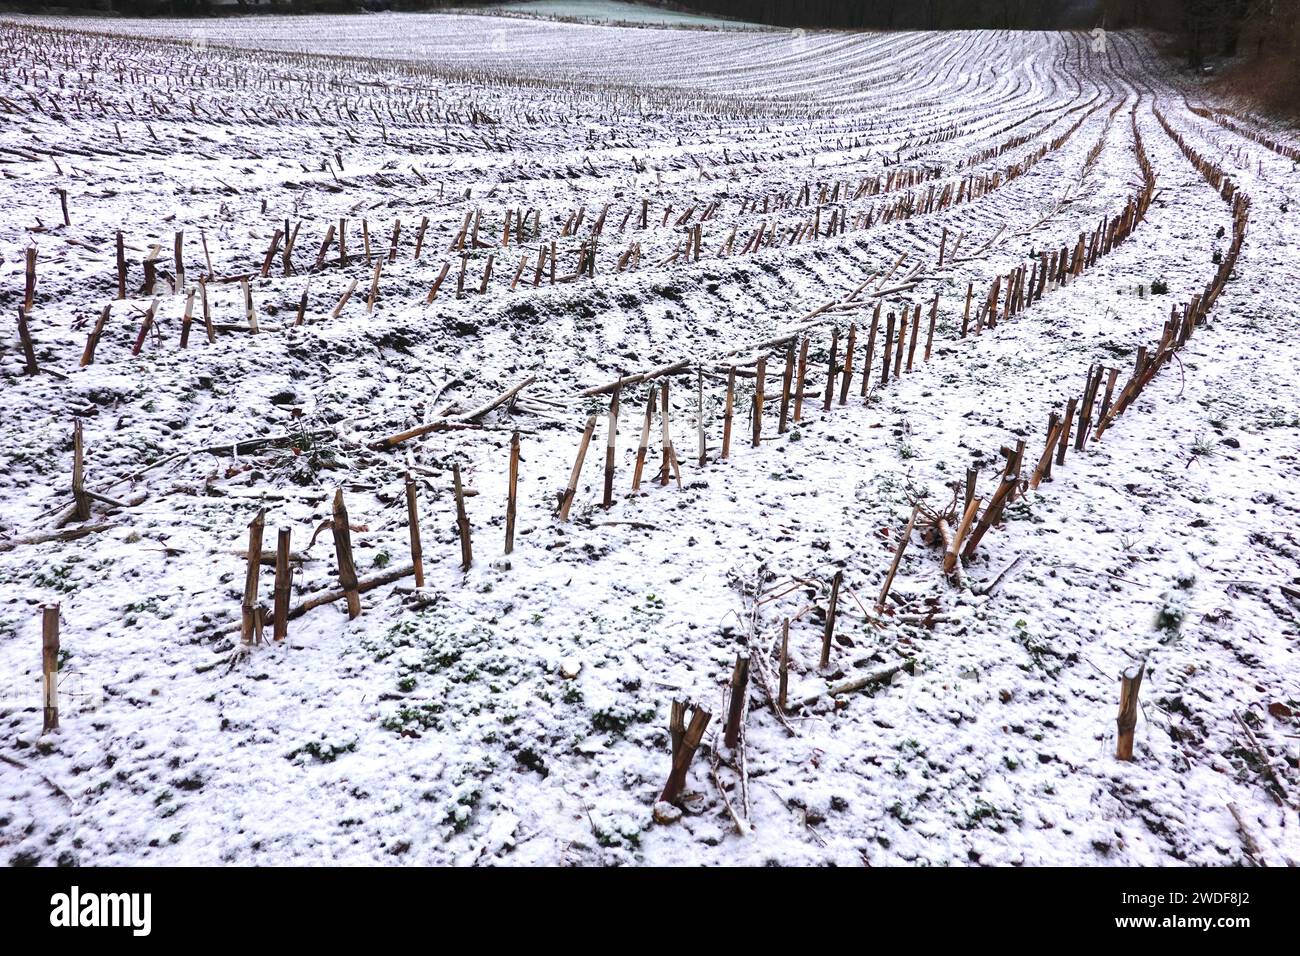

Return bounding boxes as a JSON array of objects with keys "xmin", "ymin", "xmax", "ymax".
[
  {"xmin": 1, "ymin": 14, "xmax": 1297, "ymax": 866},
  {"xmin": 492, "ymin": 0, "xmax": 761, "ymax": 28}
]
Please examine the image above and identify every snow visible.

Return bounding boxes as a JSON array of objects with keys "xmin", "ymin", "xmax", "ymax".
[{"xmin": 0, "ymin": 14, "xmax": 1297, "ymax": 867}]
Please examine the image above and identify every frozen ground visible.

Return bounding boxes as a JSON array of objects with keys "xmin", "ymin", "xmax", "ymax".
[{"xmin": 0, "ymin": 15, "xmax": 1297, "ymax": 866}]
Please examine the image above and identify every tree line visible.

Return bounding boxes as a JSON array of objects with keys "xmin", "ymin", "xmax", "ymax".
[
  {"xmin": 1099, "ymin": 0, "xmax": 1299, "ymax": 67},
  {"xmin": 664, "ymin": 0, "xmax": 1097, "ymax": 30}
]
